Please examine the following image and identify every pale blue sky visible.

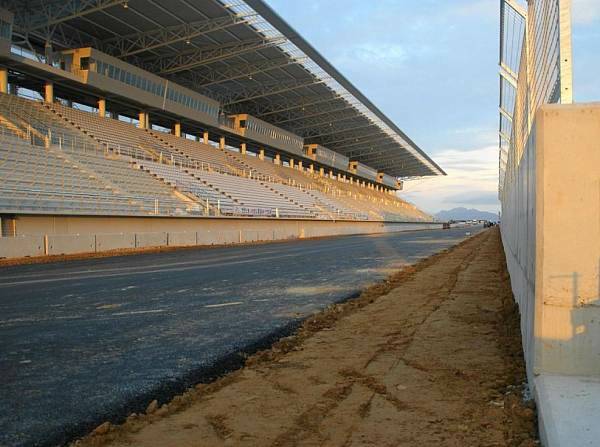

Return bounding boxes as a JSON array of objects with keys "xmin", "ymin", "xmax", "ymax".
[{"xmin": 265, "ymin": 0, "xmax": 600, "ymax": 213}]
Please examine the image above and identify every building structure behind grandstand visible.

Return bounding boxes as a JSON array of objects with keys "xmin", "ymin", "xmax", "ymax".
[{"xmin": 0, "ymin": 0, "xmax": 445, "ymax": 248}]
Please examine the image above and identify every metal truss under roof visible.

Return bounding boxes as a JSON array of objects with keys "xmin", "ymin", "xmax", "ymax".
[{"xmin": 4, "ymin": 0, "xmax": 446, "ymax": 178}]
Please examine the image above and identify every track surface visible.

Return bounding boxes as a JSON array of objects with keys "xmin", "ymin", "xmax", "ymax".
[{"xmin": 0, "ymin": 227, "xmax": 481, "ymax": 447}]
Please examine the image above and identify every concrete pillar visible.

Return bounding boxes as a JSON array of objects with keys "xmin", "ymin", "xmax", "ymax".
[
  {"xmin": 329, "ymin": 170, "xmax": 334, "ymax": 178},
  {"xmin": 203, "ymin": 131, "xmax": 209, "ymax": 145},
  {"xmin": 219, "ymin": 136, "xmax": 225, "ymax": 150},
  {"xmin": 319, "ymin": 167, "xmax": 324, "ymax": 177},
  {"xmin": 98, "ymin": 98, "xmax": 106, "ymax": 117},
  {"xmin": 309, "ymin": 164, "xmax": 314, "ymax": 174},
  {"xmin": 138, "ymin": 111, "xmax": 148, "ymax": 129},
  {"xmin": 174, "ymin": 122, "xmax": 182, "ymax": 137},
  {"xmin": 0, "ymin": 67, "xmax": 8, "ymax": 94},
  {"xmin": 240, "ymin": 143, "xmax": 247, "ymax": 155},
  {"xmin": 44, "ymin": 81, "xmax": 54, "ymax": 103},
  {"xmin": 350, "ymin": 177, "xmax": 354, "ymax": 184},
  {"xmin": 298, "ymin": 161, "xmax": 303, "ymax": 171},
  {"xmin": 1, "ymin": 215, "xmax": 16, "ymax": 237},
  {"xmin": 258, "ymin": 148, "xmax": 265, "ymax": 160},
  {"xmin": 44, "ymin": 42, "xmax": 53, "ymax": 66},
  {"xmin": 289, "ymin": 158, "xmax": 295, "ymax": 169},
  {"xmin": 274, "ymin": 154, "xmax": 281, "ymax": 165}
]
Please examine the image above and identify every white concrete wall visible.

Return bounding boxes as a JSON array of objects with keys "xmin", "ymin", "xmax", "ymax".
[
  {"xmin": 47, "ymin": 234, "xmax": 96, "ymax": 256},
  {"xmin": 500, "ymin": 103, "xmax": 600, "ymax": 382},
  {"xmin": 0, "ymin": 219, "xmax": 445, "ymax": 259},
  {"xmin": 0, "ymin": 235, "xmax": 45, "ymax": 258}
]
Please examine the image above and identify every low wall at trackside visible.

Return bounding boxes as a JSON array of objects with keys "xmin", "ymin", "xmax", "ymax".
[
  {"xmin": 0, "ymin": 216, "xmax": 443, "ymax": 259},
  {"xmin": 500, "ymin": 103, "xmax": 600, "ymax": 383}
]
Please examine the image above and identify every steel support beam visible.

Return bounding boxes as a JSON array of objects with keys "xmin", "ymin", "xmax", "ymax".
[
  {"xmin": 222, "ymin": 78, "xmax": 328, "ymax": 106},
  {"xmin": 301, "ymin": 122, "xmax": 377, "ymax": 139},
  {"xmin": 499, "ymin": 107, "xmax": 513, "ymax": 121},
  {"xmin": 345, "ymin": 143, "xmax": 401, "ymax": 158},
  {"xmin": 336, "ymin": 140, "xmax": 396, "ymax": 153},
  {"xmin": 270, "ymin": 102, "xmax": 356, "ymax": 125},
  {"xmin": 255, "ymin": 94, "xmax": 345, "ymax": 118},
  {"xmin": 172, "ymin": 56, "xmax": 305, "ymax": 89},
  {"xmin": 100, "ymin": 15, "xmax": 256, "ymax": 58},
  {"xmin": 14, "ymin": 0, "xmax": 123, "ymax": 32},
  {"xmin": 313, "ymin": 130, "xmax": 387, "ymax": 147},
  {"xmin": 288, "ymin": 110, "xmax": 363, "ymax": 132},
  {"xmin": 145, "ymin": 37, "xmax": 287, "ymax": 75}
]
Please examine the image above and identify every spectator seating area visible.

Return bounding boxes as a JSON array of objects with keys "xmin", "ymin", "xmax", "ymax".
[{"xmin": 0, "ymin": 93, "xmax": 432, "ymax": 222}]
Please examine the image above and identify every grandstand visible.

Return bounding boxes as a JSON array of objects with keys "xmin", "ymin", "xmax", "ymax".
[{"xmin": 0, "ymin": 0, "xmax": 443, "ymax": 249}]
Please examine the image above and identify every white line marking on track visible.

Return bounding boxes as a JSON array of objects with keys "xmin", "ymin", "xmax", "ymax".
[
  {"xmin": 111, "ymin": 309, "xmax": 165, "ymax": 316},
  {"xmin": 204, "ymin": 302, "xmax": 243, "ymax": 308}
]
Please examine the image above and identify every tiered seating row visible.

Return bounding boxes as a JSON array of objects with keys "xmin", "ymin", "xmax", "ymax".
[
  {"xmin": 190, "ymin": 170, "xmax": 315, "ymax": 219},
  {"xmin": 0, "ymin": 93, "xmax": 432, "ymax": 221},
  {"xmin": 0, "ymin": 136, "xmax": 145, "ymax": 215},
  {"xmin": 137, "ymin": 160, "xmax": 236, "ymax": 214}
]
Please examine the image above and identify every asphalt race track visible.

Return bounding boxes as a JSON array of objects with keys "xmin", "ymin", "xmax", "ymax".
[{"xmin": 0, "ymin": 226, "xmax": 482, "ymax": 447}]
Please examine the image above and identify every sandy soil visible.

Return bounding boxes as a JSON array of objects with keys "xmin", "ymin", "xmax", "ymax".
[{"xmin": 74, "ymin": 228, "xmax": 537, "ymax": 447}]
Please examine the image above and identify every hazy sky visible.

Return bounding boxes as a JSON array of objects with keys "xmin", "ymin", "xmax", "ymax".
[{"xmin": 265, "ymin": 0, "xmax": 600, "ymax": 214}]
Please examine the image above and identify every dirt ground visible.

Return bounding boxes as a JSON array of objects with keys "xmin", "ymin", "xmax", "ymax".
[{"xmin": 74, "ymin": 227, "xmax": 537, "ymax": 447}]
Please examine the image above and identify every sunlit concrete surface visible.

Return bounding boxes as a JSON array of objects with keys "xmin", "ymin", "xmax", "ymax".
[{"xmin": 535, "ymin": 375, "xmax": 600, "ymax": 447}]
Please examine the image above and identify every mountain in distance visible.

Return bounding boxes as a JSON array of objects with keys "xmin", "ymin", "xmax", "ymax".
[{"xmin": 435, "ymin": 207, "xmax": 499, "ymax": 222}]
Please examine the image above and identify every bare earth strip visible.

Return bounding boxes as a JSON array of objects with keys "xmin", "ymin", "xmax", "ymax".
[{"xmin": 75, "ymin": 228, "xmax": 537, "ymax": 447}]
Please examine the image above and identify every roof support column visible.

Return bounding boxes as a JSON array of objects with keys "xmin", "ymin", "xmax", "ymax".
[
  {"xmin": 319, "ymin": 167, "xmax": 324, "ymax": 177},
  {"xmin": 44, "ymin": 81, "xmax": 54, "ymax": 103},
  {"xmin": 274, "ymin": 153, "xmax": 281, "ymax": 165},
  {"xmin": 219, "ymin": 136, "xmax": 225, "ymax": 150},
  {"xmin": 174, "ymin": 122, "xmax": 181, "ymax": 137},
  {"xmin": 203, "ymin": 131, "xmax": 209, "ymax": 145},
  {"xmin": 289, "ymin": 158, "xmax": 294, "ymax": 169},
  {"xmin": 98, "ymin": 98, "xmax": 106, "ymax": 117},
  {"xmin": 258, "ymin": 148, "xmax": 264, "ymax": 160},
  {"xmin": 138, "ymin": 111, "xmax": 149, "ymax": 129},
  {"xmin": 309, "ymin": 163, "xmax": 314, "ymax": 174},
  {"xmin": 0, "ymin": 67, "xmax": 7, "ymax": 94},
  {"xmin": 297, "ymin": 161, "xmax": 303, "ymax": 171},
  {"xmin": 240, "ymin": 143, "xmax": 246, "ymax": 155}
]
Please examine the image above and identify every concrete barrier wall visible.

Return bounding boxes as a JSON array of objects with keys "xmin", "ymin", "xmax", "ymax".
[
  {"xmin": 47, "ymin": 234, "xmax": 95, "ymax": 255},
  {"xmin": 500, "ymin": 103, "xmax": 600, "ymax": 382},
  {"xmin": 1, "ymin": 217, "xmax": 444, "ymax": 259},
  {"xmin": 96, "ymin": 233, "xmax": 136, "ymax": 251},
  {"xmin": 0, "ymin": 235, "xmax": 45, "ymax": 258},
  {"xmin": 167, "ymin": 232, "xmax": 196, "ymax": 247},
  {"xmin": 135, "ymin": 232, "xmax": 168, "ymax": 248}
]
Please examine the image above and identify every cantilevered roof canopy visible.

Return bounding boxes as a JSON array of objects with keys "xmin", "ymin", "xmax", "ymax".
[{"xmin": 4, "ymin": 0, "xmax": 445, "ymax": 177}]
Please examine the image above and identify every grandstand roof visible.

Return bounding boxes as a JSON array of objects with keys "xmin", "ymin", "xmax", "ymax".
[{"xmin": 6, "ymin": 0, "xmax": 445, "ymax": 177}]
